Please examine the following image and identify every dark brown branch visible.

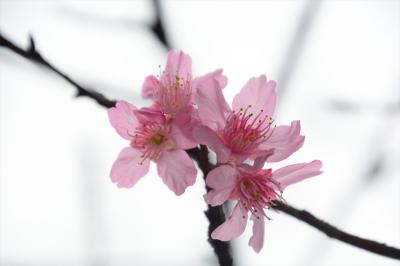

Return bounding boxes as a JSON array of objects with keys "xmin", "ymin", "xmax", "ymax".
[
  {"xmin": 272, "ymin": 201, "xmax": 400, "ymax": 260},
  {"xmin": 187, "ymin": 146, "xmax": 233, "ymax": 266},
  {"xmin": 0, "ymin": 33, "xmax": 116, "ymax": 108},
  {"xmin": 1, "ymin": 32, "xmax": 399, "ymax": 262}
]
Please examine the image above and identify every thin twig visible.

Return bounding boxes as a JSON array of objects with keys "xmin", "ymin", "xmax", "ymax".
[
  {"xmin": 0, "ymin": 33, "xmax": 116, "ymax": 108},
  {"xmin": 1, "ymin": 33, "xmax": 399, "ymax": 262},
  {"xmin": 272, "ymin": 201, "xmax": 400, "ymax": 260}
]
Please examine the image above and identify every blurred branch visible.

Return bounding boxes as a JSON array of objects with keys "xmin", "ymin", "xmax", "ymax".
[
  {"xmin": 1, "ymin": 33, "xmax": 399, "ymax": 262},
  {"xmin": 57, "ymin": 0, "xmax": 171, "ymax": 51},
  {"xmin": 272, "ymin": 201, "xmax": 400, "ymax": 260},
  {"xmin": 276, "ymin": 0, "xmax": 321, "ymax": 100},
  {"xmin": 150, "ymin": 0, "xmax": 171, "ymax": 50},
  {"xmin": 187, "ymin": 146, "xmax": 234, "ymax": 266},
  {"xmin": 0, "ymin": 33, "xmax": 116, "ymax": 108}
]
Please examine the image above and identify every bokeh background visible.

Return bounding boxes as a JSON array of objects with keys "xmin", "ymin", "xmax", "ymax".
[{"xmin": 0, "ymin": 0, "xmax": 399, "ymax": 266}]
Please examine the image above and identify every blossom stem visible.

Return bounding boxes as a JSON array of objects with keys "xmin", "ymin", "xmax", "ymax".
[
  {"xmin": 2, "ymin": 33, "xmax": 399, "ymax": 262},
  {"xmin": 187, "ymin": 146, "xmax": 234, "ymax": 266},
  {"xmin": 272, "ymin": 201, "xmax": 400, "ymax": 260}
]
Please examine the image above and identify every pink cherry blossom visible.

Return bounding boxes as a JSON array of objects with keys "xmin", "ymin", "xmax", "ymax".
[
  {"xmin": 142, "ymin": 50, "xmax": 227, "ymax": 116},
  {"xmin": 204, "ymin": 156, "xmax": 322, "ymax": 252},
  {"xmin": 194, "ymin": 75, "xmax": 304, "ymax": 164},
  {"xmin": 108, "ymin": 101, "xmax": 197, "ymax": 195}
]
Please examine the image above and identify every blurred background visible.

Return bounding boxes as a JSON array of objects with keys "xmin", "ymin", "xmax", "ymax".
[{"xmin": 0, "ymin": 0, "xmax": 399, "ymax": 265}]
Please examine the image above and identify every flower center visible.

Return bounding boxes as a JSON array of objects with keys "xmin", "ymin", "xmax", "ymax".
[
  {"xmin": 154, "ymin": 72, "xmax": 192, "ymax": 115},
  {"xmin": 237, "ymin": 170, "xmax": 281, "ymax": 219},
  {"xmin": 150, "ymin": 133, "xmax": 165, "ymax": 145},
  {"xmin": 131, "ymin": 123, "xmax": 169, "ymax": 163},
  {"xmin": 223, "ymin": 105, "xmax": 274, "ymax": 154}
]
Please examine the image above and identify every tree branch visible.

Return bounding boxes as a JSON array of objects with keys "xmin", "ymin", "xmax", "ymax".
[
  {"xmin": 0, "ymin": 33, "xmax": 116, "ymax": 108},
  {"xmin": 1, "ymin": 33, "xmax": 399, "ymax": 262},
  {"xmin": 272, "ymin": 201, "xmax": 400, "ymax": 260},
  {"xmin": 187, "ymin": 146, "xmax": 234, "ymax": 266}
]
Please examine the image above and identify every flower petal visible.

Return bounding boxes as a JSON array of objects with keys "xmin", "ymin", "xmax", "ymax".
[
  {"xmin": 230, "ymin": 152, "xmax": 252, "ymax": 165},
  {"xmin": 192, "ymin": 68, "xmax": 228, "ymax": 96},
  {"xmin": 204, "ymin": 165, "xmax": 237, "ymax": 206},
  {"xmin": 195, "ymin": 79, "xmax": 231, "ymax": 131},
  {"xmin": 192, "ymin": 126, "xmax": 230, "ymax": 163},
  {"xmin": 211, "ymin": 204, "xmax": 248, "ymax": 241},
  {"xmin": 232, "ymin": 75, "xmax": 276, "ymax": 117},
  {"xmin": 157, "ymin": 149, "xmax": 197, "ymax": 195},
  {"xmin": 169, "ymin": 112, "xmax": 200, "ymax": 149},
  {"xmin": 110, "ymin": 147, "xmax": 150, "ymax": 188},
  {"xmin": 134, "ymin": 106, "xmax": 165, "ymax": 125},
  {"xmin": 273, "ymin": 160, "xmax": 323, "ymax": 190},
  {"xmin": 260, "ymin": 120, "xmax": 305, "ymax": 162},
  {"xmin": 141, "ymin": 75, "xmax": 159, "ymax": 99},
  {"xmin": 238, "ymin": 149, "xmax": 274, "ymax": 174},
  {"xmin": 163, "ymin": 50, "xmax": 192, "ymax": 81},
  {"xmin": 108, "ymin": 101, "xmax": 139, "ymax": 140},
  {"xmin": 249, "ymin": 213, "xmax": 265, "ymax": 253}
]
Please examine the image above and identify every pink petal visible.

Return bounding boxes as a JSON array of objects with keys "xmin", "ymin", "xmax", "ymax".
[
  {"xmin": 252, "ymin": 150, "xmax": 274, "ymax": 171},
  {"xmin": 108, "ymin": 101, "xmax": 139, "ymax": 140},
  {"xmin": 192, "ymin": 126, "xmax": 230, "ymax": 163},
  {"xmin": 110, "ymin": 147, "xmax": 150, "ymax": 188},
  {"xmin": 211, "ymin": 204, "xmax": 248, "ymax": 241},
  {"xmin": 169, "ymin": 113, "xmax": 199, "ymax": 149},
  {"xmin": 195, "ymin": 79, "xmax": 231, "ymax": 131},
  {"xmin": 134, "ymin": 106, "xmax": 166, "ymax": 125},
  {"xmin": 232, "ymin": 75, "xmax": 276, "ymax": 117},
  {"xmin": 192, "ymin": 68, "xmax": 228, "ymax": 97},
  {"xmin": 261, "ymin": 120, "xmax": 305, "ymax": 162},
  {"xmin": 238, "ymin": 149, "xmax": 274, "ymax": 174},
  {"xmin": 163, "ymin": 50, "xmax": 192, "ymax": 81},
  {"xmin": 249, "ymin": 213, "xmax": 265, "ymax": 253},
  {"xmin": 157, "ymin": 149, "xmax": 197, "ymax": 195},
  {"xmin": 273, "ymin": 160, "xmax": 323, "ymax": 190},
  {"xmin": 204, "ymin": 165, "xmax": 237, "ymax": 206},
  {"xmin": 141, "ymin": 75, "xmax": 159, "ymax": 99},
  {"xmin": 230, "ymin": 152, "xmax": 252, "ymax": 165}
]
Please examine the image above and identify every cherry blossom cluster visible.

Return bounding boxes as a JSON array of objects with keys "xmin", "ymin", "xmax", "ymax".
[{"xmin": 108, "ymin": 50, "xmax": 322, "ymax": 252}]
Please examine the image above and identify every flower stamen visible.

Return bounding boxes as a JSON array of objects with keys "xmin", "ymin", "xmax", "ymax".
[
  {"xmin": 153, "ymin": 69, "xmax": 193, "ymax": 115},
  {"xmin": 236, "ymin": 170, "xmax": 283, "ymax": 219},
  {"xmin": 131, "ymin": 122, "xmax": 169, "ymax": 163},
  {"xmin": 223, "ymin": 106, "xmax": 275, "ymax": 154}
]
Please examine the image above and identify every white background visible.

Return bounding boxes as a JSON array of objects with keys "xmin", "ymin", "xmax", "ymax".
[{"xmin": 0, "ymin": 1, "xmax": 399, "ymax": 266}]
